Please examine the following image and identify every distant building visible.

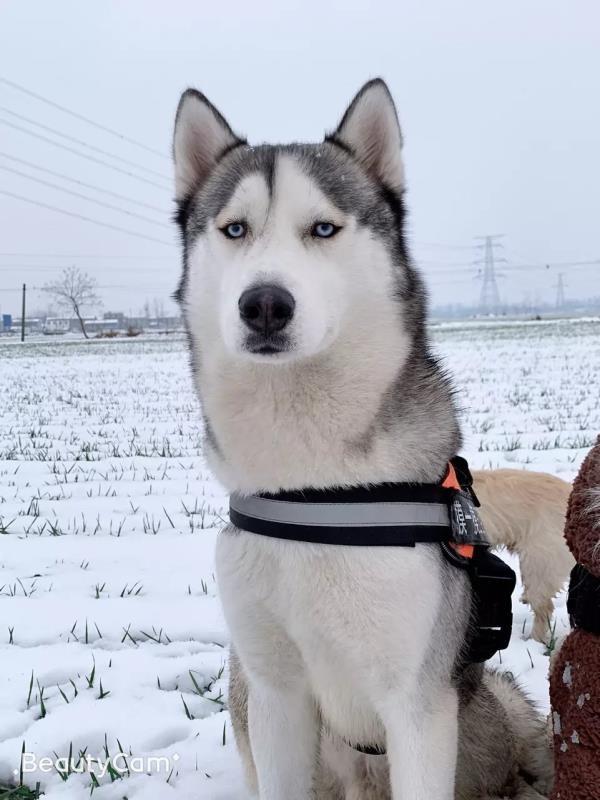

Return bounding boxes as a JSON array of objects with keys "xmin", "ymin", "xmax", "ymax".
[
  {"xmin": 126, "ymin": 315, "xmax": 183, "ymax": 332},
  {"xmin": 43, "ymin": 317, "xmax": 73, "ymax": 334},
  {"xmin": 8, "ymin": 313, "xmax": 184, "ymax": 337},
  {"xmin": 103, "ymin": 311, "xmax": 126, "ymax": 326},
  {"xmin": 12, "ymin": 317, "xmax": 44, "ymax": 334},
  {"xmin": 84, "ymin": 318, "xmax": 120, "ymax": 334}
]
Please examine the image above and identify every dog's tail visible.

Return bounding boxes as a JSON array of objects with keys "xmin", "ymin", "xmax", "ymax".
[{"xmin": 482, "ymin": 669, "xmax": 553, "ymax": 798}]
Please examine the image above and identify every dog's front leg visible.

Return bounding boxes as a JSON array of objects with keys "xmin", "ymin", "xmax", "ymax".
[
  {"xmin": 249, "ymin": 680, "xmax": 319, "ymax": 800},
  {"xmin": 383, "ymin": 686, "xmax": 458, "ymax": 800}
]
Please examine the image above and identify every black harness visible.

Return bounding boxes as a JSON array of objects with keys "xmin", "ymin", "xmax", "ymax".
[
  {"xmin": 231, "ymin": 481, "xmax": 461, "ymax": 546},
  {"xmin": 568, "ymin": 563, "xmax": 600, "ymax": 636},
  {"xmin": 229, "ymin": 457, "xmax": 515, "ymax": 663},
  {"xmin": 228, "ymin": 457, "xmax": 516, "ymax": 755}
]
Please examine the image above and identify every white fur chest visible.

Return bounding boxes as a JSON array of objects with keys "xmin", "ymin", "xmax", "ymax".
[
  {"xmin": 216, "ymin": 528, "xmax": 444, "ymax": 744},
  {"xmin": 192, "ymin": 306, "xmax": 426, "ymax": 494}
]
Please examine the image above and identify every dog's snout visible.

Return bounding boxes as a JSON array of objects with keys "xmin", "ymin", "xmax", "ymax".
[{"xmin": 238, "ymin": 284, "xmax": 295, "ymax": 335}]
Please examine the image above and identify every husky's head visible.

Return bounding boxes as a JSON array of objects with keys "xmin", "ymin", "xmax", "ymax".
[{"xmin": 173, "ymin": 80, "xmax": 426, "ymax": 364}]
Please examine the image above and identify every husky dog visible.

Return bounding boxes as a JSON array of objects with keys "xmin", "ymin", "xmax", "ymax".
[{"xmin": 173, "ymin": 79, "xmax": 552, "ymax": 799}]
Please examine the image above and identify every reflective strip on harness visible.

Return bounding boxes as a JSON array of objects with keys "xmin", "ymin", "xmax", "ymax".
[
  {"xmin": 230, "ymin": 493, "xmax": 451, "ymax": 528},
  {"xmin": 229, "ymin": 490, "xmax": 454, "ymax": 546}
]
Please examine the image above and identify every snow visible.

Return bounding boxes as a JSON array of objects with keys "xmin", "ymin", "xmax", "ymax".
[{"xmin": 1, "ymin": 318, "xmax": 598, "ymax": 798}]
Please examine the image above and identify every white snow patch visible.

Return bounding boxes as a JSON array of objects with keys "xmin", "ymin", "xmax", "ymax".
[{"xmin": 1, "ymin": 319, "xmax": 598, "ymax": 797}]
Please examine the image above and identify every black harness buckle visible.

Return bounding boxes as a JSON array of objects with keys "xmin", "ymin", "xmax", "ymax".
[
  {"xmin": 444, "ymin": 458, "xmax": 516, "ymax": 663},
  {"xmin": 465, "ymin": 548, "xmax": 516, "ymax": 662},
  {"xmin": 442, "ymin": 537, "xmax": 515, "ymax": 664}
]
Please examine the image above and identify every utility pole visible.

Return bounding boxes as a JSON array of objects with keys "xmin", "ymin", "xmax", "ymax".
[
  {"xmin": 21, "ymin": 282, "xmax": 26, "ymax": 342},
  {"xmin": 474, "ymin": 235, "xmax": 506, "ymax": 314},
  {"xmin": 555, "ymin": 272, "xmax": 566, "ymax": 309}
]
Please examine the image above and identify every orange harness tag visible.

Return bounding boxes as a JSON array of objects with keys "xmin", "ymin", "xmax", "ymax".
[{"xmin": 442, "ymin": 463, "xmax": 475, "ymax": 560}]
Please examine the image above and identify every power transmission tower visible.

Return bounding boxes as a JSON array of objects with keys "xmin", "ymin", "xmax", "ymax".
[
  {"xmin": 474, "ymin": 235, "xmax": 506, "ymax": 314},
  {"xmin": 21, "ymin": 282, "xmax": 26, "ymax": 342},
  {"xmin": 554, "ymin": 272, "xmax": 566, "ymax": 309}
]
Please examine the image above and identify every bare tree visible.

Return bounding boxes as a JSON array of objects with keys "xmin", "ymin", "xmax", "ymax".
[{"xmin": 43, "ymin": 266, "xmax": 101, "ymax": 339}]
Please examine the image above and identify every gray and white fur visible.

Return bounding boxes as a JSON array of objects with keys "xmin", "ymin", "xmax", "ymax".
[{"xmin": 173, "ymin": 79, "xmax": 552, "ymax": 799}]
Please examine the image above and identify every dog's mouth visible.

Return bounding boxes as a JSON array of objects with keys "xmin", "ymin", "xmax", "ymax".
[{"xmin": 244, "ymin": 332, "xmax": 292, "ymax": 357}]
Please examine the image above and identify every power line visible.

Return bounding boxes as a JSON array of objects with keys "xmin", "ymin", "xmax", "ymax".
[
  {"xmin": 0, "ymin": 75, "xmax": 168, "ymax": 161},
  {"xmin": 0, "ymin": 107, "xmax": 170, "ymax": 181},
  {"xmin": 419, "ymin": 275, "xmax": 481, "ymax": 285},
  {"xmin": 0, "ymin": 263, "xmax": 477, "ymax": 278},
  {"xmin": 0, "ymin": 119, "xmax": 170, "ymax": 190},
  {"xmin": 0, "ymin": 284, "xmax": 173, "ymax": 295},
  {"xmin": 413, "ymin": 241, "xmax": 475, "ymax": 251},
  {"xmin": 3, "ymin": 251, "xmax": 591, "ymax": 274},
  {"xmin": 415, "ymin": 239, "xmax": 600, "ymax": 273},
  {"xmin": 0, "ymin": 252, "xmax": 171, "ymax": 259},
  {"xmin": 0, "ymin": 164, "xmax": 172, "ymax": 229},
  {"xmin": 91, "ymin": 284, "xmax": 175, "ymax": 290},
  {"xmin": 0, "ymin": 152, "xmax": 169, "ymax": 215},
  {"xmin": 0, "ymin": 258, "xmax": 593, "ymax": 277},
  {"xmin": 522, "ymin": 258, "xmax": 600, "ymax": 269},
  {"xmin": 30, "ymin": 283, "xmax": 174, "ymax": 291},
  {"xmin": 0, "ymin": 189, "xmax": 174, "ymax": 246},
  {"xmin": 420, "ymin": 258, "xmax": 599, "ymax": 274},
  {"xmin": 417, "ymin": 260, "xmax": 476, "ymax": 269},
  {"xmin": 0, "ymin": 263, "xmax": 174, "ymax": 272},
  {"xmin": 0, "ymin": 284, "xmax": 172, "ymax": 291}
]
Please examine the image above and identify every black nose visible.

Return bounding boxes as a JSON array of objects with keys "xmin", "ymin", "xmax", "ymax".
[{"xmin": 238, "ymin": 284, "xmax": 295, "ymax": 335}]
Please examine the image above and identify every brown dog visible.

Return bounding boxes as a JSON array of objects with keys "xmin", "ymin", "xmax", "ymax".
[
  {"xmin": 473, "ymin": 469, "xmax": 574, "ymax": 644},
  {"xmin": 550, "ymin": 436, "xmax": 600, "ymax": 799}
]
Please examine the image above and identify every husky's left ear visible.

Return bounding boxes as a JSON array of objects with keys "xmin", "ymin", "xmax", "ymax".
[
  {"xmin": 173, "ymin": 89, "xmax": 245, "ymax": 201},
  {"xmin": 328, "ymin": 79, "xmax": 404, "ymax": 191}
]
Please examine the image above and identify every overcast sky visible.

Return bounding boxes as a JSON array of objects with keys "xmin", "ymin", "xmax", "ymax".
[{"xmin": 1, "ymin": 0, "xmax": 599, "ymax": 317}]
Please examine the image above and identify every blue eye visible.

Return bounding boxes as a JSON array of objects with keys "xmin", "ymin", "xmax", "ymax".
[
  {"xmin": 223, "ymin": 221, "xmax": 246, "ymax": 239},
  {"xmin": 312, "ymin": 222, "xmax": 339, "ymax": 239}
]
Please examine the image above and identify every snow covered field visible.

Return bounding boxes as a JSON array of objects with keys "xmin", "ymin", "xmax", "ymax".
[{"xmin": 1, "ymin": 318, "xmax": 598, "ymax": 799}]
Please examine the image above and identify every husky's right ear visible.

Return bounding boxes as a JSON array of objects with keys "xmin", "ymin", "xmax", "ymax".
[
  {"xmin": 173, "ymin": 89, "xmax": 245, "ymax": 201},
  {"xmin": 328, "ymin": 79, "xmax": 404, "ymax": 191}
]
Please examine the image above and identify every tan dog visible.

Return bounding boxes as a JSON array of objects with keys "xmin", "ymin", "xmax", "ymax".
[{"xmin": 473, "ymin": 469, "xmax": 574, "ymax": 644}]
